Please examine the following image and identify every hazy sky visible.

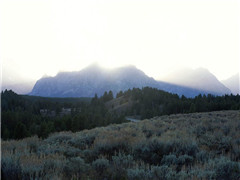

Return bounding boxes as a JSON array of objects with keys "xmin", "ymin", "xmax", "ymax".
[{"xmin": 1, "ymin": 0, "xmax": 240, "ymax": 84}]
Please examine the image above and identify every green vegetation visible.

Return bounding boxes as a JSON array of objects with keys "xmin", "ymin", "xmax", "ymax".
[
  {"xmin": 2, "ymin": 87, "xmax": 240, "ymax": 140},
  {"xmin": 119, "ymin": 87, "xmax": 240, "ymax": 118},
  {"xmin": 2, "ymin": 110, "xmax": 240, "ymax": 179},
  {"xmin": 1, "ymin": 90, "xmax": 124, "ymax": 140}
]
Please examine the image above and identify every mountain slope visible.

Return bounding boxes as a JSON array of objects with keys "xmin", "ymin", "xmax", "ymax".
[
  {"xmin": 30, "ymin": 64, "xmax": 214, "ymax": 98},
  {"xmin": 221, "ymin": 73, "xmax": 240, "ymax": 95},
  {"xmin": 161, "ymin": 68, "xmax": 231, "ymax": 95}
]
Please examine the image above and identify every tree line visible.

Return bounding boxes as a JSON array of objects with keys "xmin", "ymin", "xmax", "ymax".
[
  {"xmin": 119, "ymin": 87, "xmax": 240, "ymax": 119},
  {"xmin": 1, "ymin": 90, "xmax": 122, "ymax": 140},
  {"xmin": 2, "ymin": 87, "xmax": 240, "ymax": 140}
]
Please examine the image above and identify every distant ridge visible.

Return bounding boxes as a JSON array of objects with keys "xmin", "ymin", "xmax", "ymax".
[
  {"xmin": 30, "ymin": 64, "xmax": 219, "ymax": 98},
  {"xmin": 222, "ymin": 73, "xmax": 240, "ymax": 95},
  {"xmin": 161, "ymin": 67, "xmax": 231, "ymax": 95}
]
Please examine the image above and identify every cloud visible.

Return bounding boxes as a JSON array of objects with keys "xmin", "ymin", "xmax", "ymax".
[{"xmin": 1, "ymin": 0, "xmax": 239, "ymax": 82}]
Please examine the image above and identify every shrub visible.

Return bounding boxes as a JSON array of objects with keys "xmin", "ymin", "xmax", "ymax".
[
  {"xmin": 221, "ymin": 125, "xmax": 231, "ymax": 136},
  {"xmin": 176, "ymin": 170, "xmax": 189, "ymax": 180},
  {"xmin": 20, "ymin": 154, "xmax": 66, "ymax": 180},
  {"xmin": 82, "ymin": 149, "xmax": 98, "ymax": 163},
  {"xmin": 194, "ymin": 125, "xmax": 206, "ymax": 138},
  {"xmin": 43, "ymin": 158, "xmax": 66, "ymax": 179},
  {"xmin": 92, "ymin": 158, "xmax": 110, "ymax": 176},
  {"xmin": 161, "ymin": 154, "xmax": 177, "ymax": 166},
  {"xmin": 177, "ymin": 155, "xmax": 194, "ymax": 167},
  {"xmin": 127, "ymin": 168, "xmax": 152, "ymax": 180},
  {"xmin": 28, "ymin": 141, "xmax": 38, "ymax": 153},
  {"xmin": 213, "ymin": 157, "xmax": 240, "ymax": 180},
  {"xmin": 69, "ymin": 134, "xmax": 96, "ymax": 150},
  {"xmin": 190, "ymin": 169, "xmax": 216, "ymax": 180},
  {"xmin": 142, "ymin": 129, "xmax": 153, "ymax": 138},
  {"xmin": 94, "ymin": 137, "xmax": 129, "ymax": 157},
  {"xmin": 1, "ymin": 156, "xmax": 21, "ymax": 180},
  {"xmin": 21, "ymin": 160, "xmax": 44, "ymax": 180},
  {"xmin": 218, "ymin": 136, "xmax": 233, "ymax": 153},
  {"xmin": 201, "ymin": 134, "xmax": 233, "ymax": 154},
  {"xmin": 174, "ymin": 140, "xmax": 199, "ymax": 157},
  {"xmin": 151, "ymin": 165, "xmax": 176, "ymax": 180},
  {"xmin": 232, "ymin": 148, "xmax": 240, "ymax": 161},
  {"xmin": 196, "ymin": 150, "xmax": 209, "ymax": 163},
  {"xmin": 133, "ymin": 138, "xmax": 173, "ymax": 165},
  {"xmin": 46, "ymin": 132, "xmax": 73, "ymax": 145},
  {"xmin": 111, "ymin": 153, "xmax": 134, "ymax": 179},
  {"xmin": 63, "ymin": 157, "xmax": 89, "ymax": 178},
  {"xmin": 63, "ymin": 147, "xmax": 82, "ymax": 158}
]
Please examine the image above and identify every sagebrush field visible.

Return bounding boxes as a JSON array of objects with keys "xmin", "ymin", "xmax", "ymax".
[{"xmin": 2, "ymin": 110, "xmax": 240, "ymax": 179}]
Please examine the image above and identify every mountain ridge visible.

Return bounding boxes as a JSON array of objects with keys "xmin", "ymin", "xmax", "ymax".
[
  {"xmin": 29, "ymin": 64, "xmax": 225, "ymax": 98},
  {"xmin": 221, "ymin": 73, "xmax": 240, "ymax": 95},
  {"xmin": 161, "ymin": 67, "xmax": 231, "ymax": 95}
]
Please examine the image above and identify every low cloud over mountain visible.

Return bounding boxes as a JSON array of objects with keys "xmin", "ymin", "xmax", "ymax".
[
  {"xmin": 161, "ymin": 68, "xmax": 231, "ymax": 95},
  {"xmin": 222, "ymin": 73, "xmax": 240, "ymax": 95},
  {"xmin": 30, "ymin": 64, "xmax": 225, "ymax": 98}
]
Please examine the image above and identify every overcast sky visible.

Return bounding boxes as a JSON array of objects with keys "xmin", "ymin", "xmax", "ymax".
[{"xmin": 1, "ymin": 0, "xmax": 239, "ymax": 85}]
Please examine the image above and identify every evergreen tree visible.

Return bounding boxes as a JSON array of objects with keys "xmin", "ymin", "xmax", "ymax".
[
  {"xmin": 14, "ymin": 122, "xmax": 29, "ymax": 139},
  {"xmin": 38, "ymin": 122, "xmax": 49, "ymax": 139},
  {"xmin": 116, "ymin": 91, "xmax": 123, "ymax": 98},
  {"xmin": 108, "ymin": 91, "xmax": 113, "ymax": 100}
]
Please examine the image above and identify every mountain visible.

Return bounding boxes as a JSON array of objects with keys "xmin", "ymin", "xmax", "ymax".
[
  {"xmin": 221, "ymin": 73, "xmax": 240, "ymax": 95},
  {"xmin": 29, "ymin": 64, "xmax": 215, "ymax": 98},
  {"xmin": 161, "ymin": 67, "xmax": 231, "ymax": 95}
]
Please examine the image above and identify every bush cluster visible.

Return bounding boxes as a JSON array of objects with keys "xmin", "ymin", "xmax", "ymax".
[{"xmin": 2, "ymin": 110, "xmax": 240, "ymax": 179}]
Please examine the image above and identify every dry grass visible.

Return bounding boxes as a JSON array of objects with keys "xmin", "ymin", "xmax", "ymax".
[{"xmin": 2, "ymin": 110, "xmax": 240, "ymax": 179}]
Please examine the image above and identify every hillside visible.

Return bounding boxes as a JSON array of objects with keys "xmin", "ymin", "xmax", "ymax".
[
  {"xmin": 105, "ymin": 95, "xmax": 134, "ymax": 114},
  {"xmin": 107, "ymin": 87, "xmax": 240, "ymax": 119},
  {"xmin": 29, "ymin": 64, "xmax": 211, "ymax": 98},
  {"xmin": 161, "ymin": 68, "xmax": 231, "ymax": 95},
  {"xmin": 2, "ymin": 110, "xmax": 240, "ymax": 179},
  {"xmin": 2, "ymin": 88, "xmax": 240, "ymax": 140}
]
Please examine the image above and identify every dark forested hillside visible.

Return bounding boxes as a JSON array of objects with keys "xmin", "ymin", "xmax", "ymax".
[
  {"xmin": 1, "ymin": 88, "xmax": 240, "ymax": 140},
  {"xmin": 1, "ymin": 90, "xmax": 124, "ymax": 140},
  {"xmin": 118, "ymin": 87, "xmax": 240, "ymax": 119}
]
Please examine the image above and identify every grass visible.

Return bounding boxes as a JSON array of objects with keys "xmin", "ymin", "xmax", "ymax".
[{"xmin": 2, "ymin": 110, "xmax": 240, "ymax": 179}]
